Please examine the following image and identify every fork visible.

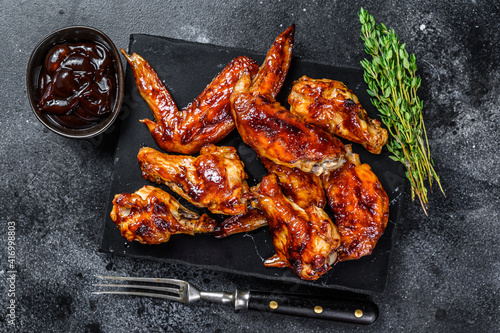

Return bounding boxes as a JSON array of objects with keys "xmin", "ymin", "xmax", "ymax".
[{"xmin": 92, "ymin": 275, "xmax": 378, "ymax": 324}]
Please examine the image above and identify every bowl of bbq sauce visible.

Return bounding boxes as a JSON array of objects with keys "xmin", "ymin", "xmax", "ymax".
[{"xmin": 27, "ymin": 26, "xmax": 124, "ymax": 139}]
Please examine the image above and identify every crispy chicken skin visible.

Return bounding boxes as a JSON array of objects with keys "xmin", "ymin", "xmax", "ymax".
[
  {"xmin": 253, "ymin": 174, "xmax": 340, "ymax": 281},
  {"xmin": 321, "ymin": 145, "xmax": 389, "ymax": 261},
  {"xmin": 121, "ymin": 49, "xmax": 259, "ymax": 154},
  {"xmin": 110, "ymin": 185, "xmax": 216, "ymax": 244},
  {"xmin": 138, "ymin": 144, "xmax": 250, "ymax": 215},
  {"xmin": 230, "ymin": 26, "xmax": 345, "ymax": 176},
  {"xmin": 213, "ymin": 157, "xmax": 327, "ymax": 238},
  {"xmin": 260, "ymin": 157, "xmax": 326, "ymax": 209},
  {"xmin": 288, "ymin": 76, "xmax": 388, "ymax": 154}
]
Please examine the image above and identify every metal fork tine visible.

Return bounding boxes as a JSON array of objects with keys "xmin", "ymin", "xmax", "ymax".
[
  {"xmin": 95, "ymin": 275, "xmax": 185, "ymax": 288},
  {"xmin": 93, "ymin": 276, "xmax": 189, "ymax": 303},
  {"xmin": 92, "ymin": 283, "xmax": 182, "ymax": 295},
  {"xmin": 92, "ymin": 290, "xmax": 184, "ymax": 302}
]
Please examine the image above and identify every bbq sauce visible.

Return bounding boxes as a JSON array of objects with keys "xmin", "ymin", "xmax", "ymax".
[{"xmin": 38, "ymin": 41, "xmax": 117, "ymax": 129}]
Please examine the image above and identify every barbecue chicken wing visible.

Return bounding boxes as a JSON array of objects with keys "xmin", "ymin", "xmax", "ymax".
[
  {"xmin": 321, "ymin": 145, "xmax": 389, "ymax": 261},
  {"xmin": 288, "ymin": 76, "xmax": 388, "ymax": 154},
  {"xmin": 230, "ymin": 25, "xmax": 346, "ymax": 176},
  {"xmin": 260, "ymin": 157, "xmax": 326, "ymax": 209},
  {"xmin": 214, "ymin": 157, "xmax": 327, "ymax": 238},
  {"xmin": 122, "ymin": 49, "xmax": 259, "ymax": 154},
  {"xmin": 252, "ymin": 174, "xmax": 340, "ymax": 281},
  {"xmin": 110, "ymin": 185, "xmax": 216, "ymax": 244},
  {"xmin": 138, "ymin": 144, "xmax": 250, "ymax": 215}
]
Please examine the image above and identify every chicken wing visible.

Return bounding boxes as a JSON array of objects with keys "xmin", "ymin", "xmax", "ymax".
[
  {"xmin": 288, "ymin": 76, "xmax": 388, "ymax": 154},
  {"xmin": 214, "ymin": 156, "xmax": 327, "ymax": 238},
  {"xmin": 252, "ymin": 174, "xmax": 340, "ymax": 281},
  {"xmin": 110, "ymin": 185, "xmax": 216, "ymax": 245},
  {"xmin": 122, "ymin": 49, "xmax": 259, "ymax": 154},
  {"xmin": 321, "ymin": 145, "xmax": 389, "ymax": 261},
  {"xmin": 230, "ymin": 26, "xmax": 345, "ymax": 176},
  {"xmin": 138, "ymin": 144, "xmax": 250, "ymax": 215},
  {"xmin": 260, "ymin": 157, "xmax": 326, "ymax": 209}
]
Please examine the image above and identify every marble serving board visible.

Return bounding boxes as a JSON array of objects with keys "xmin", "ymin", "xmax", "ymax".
[{"xmin": 100, "ymin": 33, "xmax": 405, "ymax": 293}]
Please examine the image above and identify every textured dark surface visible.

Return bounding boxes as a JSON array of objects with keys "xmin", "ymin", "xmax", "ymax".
[{"xmin": 1, "ymin": 1, "xmax": 499, "ymax": 332}]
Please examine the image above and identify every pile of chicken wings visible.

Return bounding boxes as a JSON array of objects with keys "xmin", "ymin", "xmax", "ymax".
[{"xmin": 110, "ymin": 26, "xmax": 389, "ymax": 281}]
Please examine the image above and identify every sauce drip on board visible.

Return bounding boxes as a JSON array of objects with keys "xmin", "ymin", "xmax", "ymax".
[{"xmin": 38, "ymin": 41, "xmax": 117, "ymax": 129}]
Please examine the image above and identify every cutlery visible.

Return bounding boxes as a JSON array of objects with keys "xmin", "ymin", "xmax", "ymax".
[{"xmin": 92, "ymin": 275, "xmax": 378, "ymax": 324}]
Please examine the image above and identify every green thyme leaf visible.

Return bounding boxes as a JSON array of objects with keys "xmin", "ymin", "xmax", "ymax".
[{"xmin": 358, "ymin": 7, "xmax": 444, "ymax": 214}]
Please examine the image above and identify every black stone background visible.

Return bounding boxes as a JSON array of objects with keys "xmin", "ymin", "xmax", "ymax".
[{"xmin": 1, "ymin": 1, "xmax": 499, "ymax": 332}]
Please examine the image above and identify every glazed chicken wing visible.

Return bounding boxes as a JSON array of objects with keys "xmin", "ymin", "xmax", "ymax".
[
  {"xmin": 110, "ymin": 185, "xmax": 216, "ymax": 245},
  {"xmin": 122, "ymin": 50, "xmax": 259, "ymax": 154},
  {"xmin": 214, "ymin": 156, "xmax": 326, "ymax": 238},
  {"xmin": 288, "ymin": 76, "xmax": 388, "ymax": 154},
  {"xmin": 230, "ymin": 25, "xmax": 346, "ymax": 176},
  {"xmin": 252, "ymin": 174, "xmax": 340, "ymax": 281},
  {"xmin": 138, "ymin": 144, "xmax": 250, "ymax": 215},
  {"xmin": 260, "ymin": 157, "xmax": 326, "ymax": 209},
  {"xmin": 321, "ymin": 145, "xmax": 389, "ymax": 261}
]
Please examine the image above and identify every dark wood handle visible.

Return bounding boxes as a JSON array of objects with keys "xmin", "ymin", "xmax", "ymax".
[{"xmin": 247, "ymin": 290, "xmax": 378, "ymax": 324}]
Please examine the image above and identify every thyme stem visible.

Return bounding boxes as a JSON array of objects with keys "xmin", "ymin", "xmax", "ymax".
[{"xmin": 358, "ymin": 8, "xmax": 444, "ymax": 214}]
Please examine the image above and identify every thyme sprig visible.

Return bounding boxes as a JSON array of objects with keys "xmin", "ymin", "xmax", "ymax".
[{"xmin": 358, "ymin": 8, "xmax": 444, "ymax": 214}]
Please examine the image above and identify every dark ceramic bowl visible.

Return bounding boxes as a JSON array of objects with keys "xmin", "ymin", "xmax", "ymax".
[{"xmin": 26, "ymin": 26, "xmax": 124, "ymax": 139}]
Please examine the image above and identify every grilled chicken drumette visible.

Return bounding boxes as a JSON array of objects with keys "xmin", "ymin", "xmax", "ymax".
[
  {"xmin": 321, "ymin": 145, "xmax": 389, "ymax": 261},
  {"xmin": 110, "ymin": 185, "xmax": 216, "ymax": 245},
  {"xmin": 138, "ymin": 144, "xmax": 250, "ymax": 215},
  {"xmin": 288, "ymin": 76, "xmax": 388, "ymax": 154},
  {"xmin": 122, "ymin": 50, "xmax": 259, "ymax": 154}
]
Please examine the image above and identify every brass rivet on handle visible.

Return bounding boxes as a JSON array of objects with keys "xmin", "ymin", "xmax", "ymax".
[
  {"xmin": 354, "ymin": 309, "xmax": 364, "ymax": 318},
  {"xmin": 269, "ymin": 301, "xmax": 278, "ymax": 309},
  {"xmin": 314, "ymin": 306, "xmax": 323, "ymax": 314}
]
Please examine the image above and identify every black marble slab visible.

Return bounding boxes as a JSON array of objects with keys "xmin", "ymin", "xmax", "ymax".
[
  {"xmin": 100, "ymin": 32, "xmax": 404, "ymax": 294},
  {"xmin": 1, "ymin": 1, "xmax": 499, "ymax": 332}
]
